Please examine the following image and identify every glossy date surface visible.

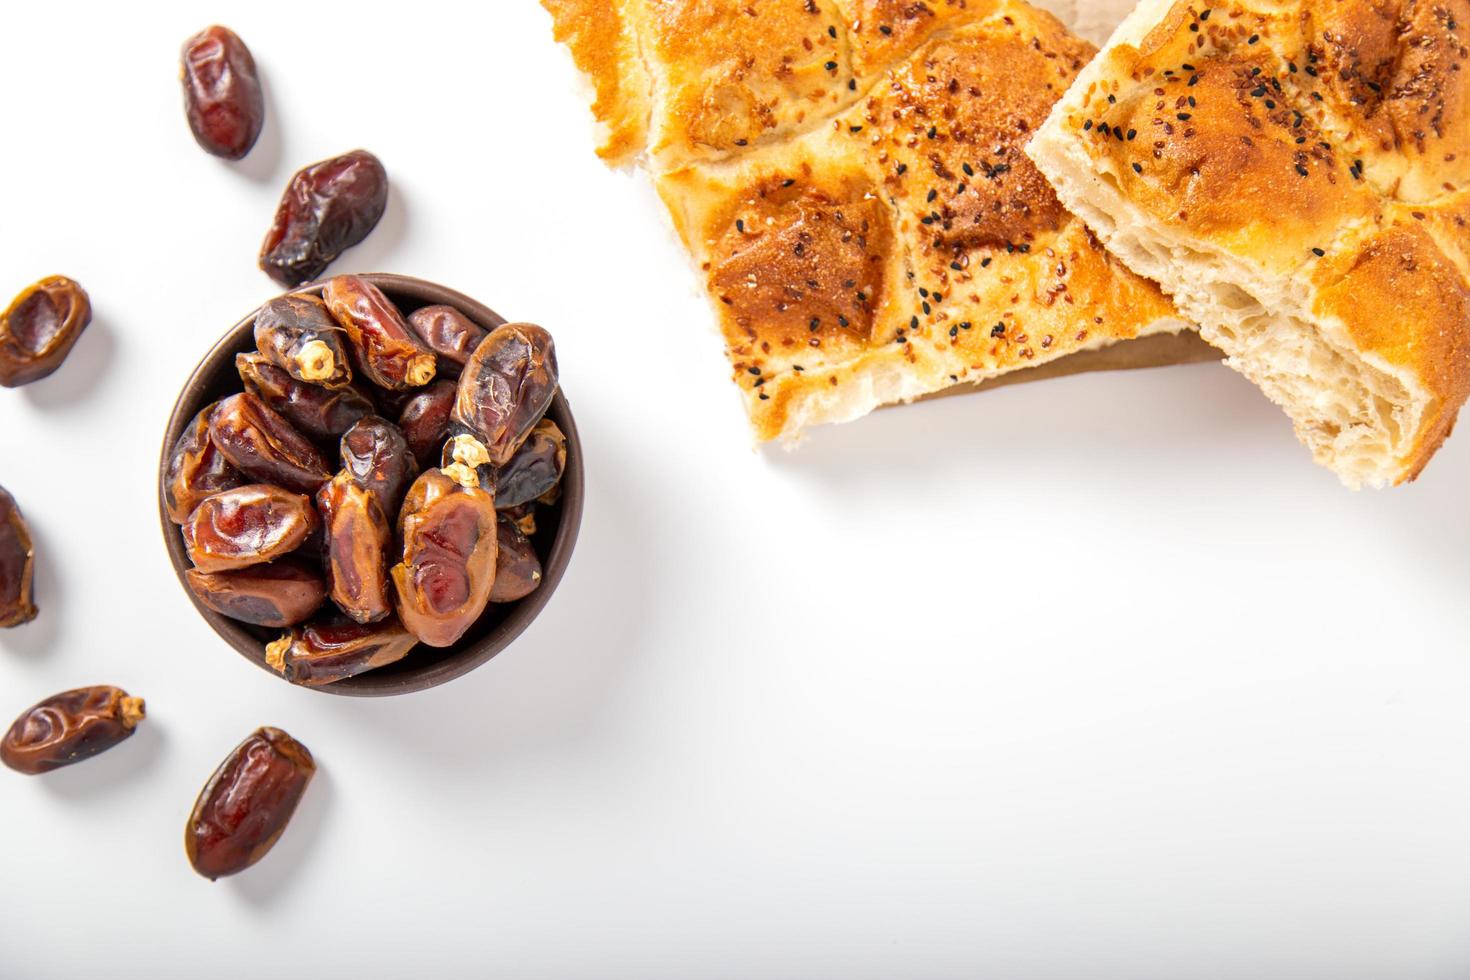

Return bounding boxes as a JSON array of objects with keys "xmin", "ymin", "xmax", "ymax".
[
  {"xmin": 339, "ymin": 416, "xmax": 417, "ymax": 512},
  {"xmin": 494, "ymin": 419, "xmax": 567, "ymax": 509},
  {"xmin": 183, "ymin": 484, "xmax": 318, "ymax": 574},
  {"xmin": 185, "ymin": 560, "xmax": 326, "ymax": 628},
  {"xmin": 2, "ymin": 686, "xmax": 145, "ymax": 775},
  {"xmin": 317, "ymin": 473, "xmax": 392, "ymax": 624},
  {"xmin": 237, "ymin": 353, "xmax": 373, "ymax": 440},
  {"xmin": 397, "ymin": 380, "xmax": 457, "ymax": 466},
  {"xmin": 490, "ymin": 515, "xmax": 543, "ymax": 603},
  {"xmin": 391, "ymin": 469, "xmax": 498, "ymax": 647},
  {"xmin": 259, "ymin": 150, "xmax": 387, "ymax": 288},
  {"xmin": 0, "ymin": 276, "xmax": 91, "ymax": 388},
  {"xmin": 323, "ymin": 275, "xmax": 436, "ymax": 390},
  {"xmin": 180, "ymin": 25, "xmax": 263, "ymax": 160},
  {"xmin": 208, "ymin": 393, "xmax": 331, "ymax": 494},
  {"xmin": 186, "ymin": 727, "xmax": 315, "ymax": 879},
  {"xmin": 253, "ymin": 294, "xmax": 352, "ymax": 388},
  {"xmin": 164, "ymin": 403, "xmax": 244, "ymax": 524},
  {"xmin": 265, "ymin": 617, "xmax": 417, "ymax": 687},
  {"xmin": 452, "ymin": 322, "xmax": 558, "ymax": 465},
  {"xmin": 406, "ymin": 304, "xmax": 487, "ymax": 374},
  {"xmin": 0, "ymin": 486, "xmax": 37, "ymax": 628}
]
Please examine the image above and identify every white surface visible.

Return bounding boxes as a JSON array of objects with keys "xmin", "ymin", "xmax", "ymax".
[{"xmin": 2, "ymin": 4, "xmax": 1470, "ymax": 978}]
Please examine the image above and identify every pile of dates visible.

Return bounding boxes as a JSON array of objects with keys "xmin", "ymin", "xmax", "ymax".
[{"xmin": 164, "ymin": 274, "xmax": 566, "ymax": 686}]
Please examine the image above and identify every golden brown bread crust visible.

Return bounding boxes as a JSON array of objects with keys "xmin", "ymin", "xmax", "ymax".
[
  {"xmin": 542, "ymin": 0, "xmax": 650, "ymax": 162},
  {"xmin": 546, "ymin": 0, "xmax": 1185, "ymax": 440},
  {"xmin": 1032, "ymin": 0, "xmax": 1470, "ymax": 481}
]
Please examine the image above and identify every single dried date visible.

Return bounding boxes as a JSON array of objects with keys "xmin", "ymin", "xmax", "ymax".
[
  {"xmin": 397, "ymin": 380, "xmax": 457, "ymax": 466},
  {"xmin": 490, "ymin": 515, "xmax": 542, "ymax": 603},
  {"xmin": 183, "ymin": 484, "xmax": 318, "ymax": 573},
  {"xmin": 208, "ymin": 393, "xmax": 331, "ymax": 494},
  {"xmin": 391, "ymin": 468, "xmax": 498, "ymax": 647},
  {"xmin": 0, "ymin": 486, "xmax": 37, "ymax": 628},
  {"xmin": 185, "ymin": 560, "xmax": 326, "ymax": 628},
  {"xmin": 340, "ymin": 416, "xmax": 417, "ymax": 513},
  {"xmin": 2, "ymin": 687, "xmax": 145, "ymax": 775},
  {"xmin": 317, "ymin": 473, "xmax": 392, "ymax": 624},
  {"xmin": 0, "ymin": 276, "xmax": 91, "ymax": 388},
  {"xmin": 406, "ymin": 305, "xmax": 488, "ymax": 375},
  {"xmin": 186, "ymin": 727, "xmax": 315, "ymax": 880},
  {"xmin": 180, "ymin": 26, "xmax": 263, "ymax": 160},
  {"xmin": 259, "ymin": 150, "xmax": 387, "ymax": 288},
  {"xmin": 164, "ymin": 403, "xmax": 245, "ymax": 524},
  {"xmin": 266, "ymin": 617, "xmax": 417, "ymax": 687},
  {"xmin": 452, "ymin": 323, "xmax": 558, "ymax": 465},
  {"xmin": 254, "ymin": 294, "xmax": 352, "ymax": 388},
  {"xmin": 322, "ymin": 276, "xmax": 436, "ymax": 390},
  {"xmin": 237, "ymin": 353, "xmax": 374, "ymax": 441},
  {"xmin": 494, "ymin": 419, "xmax": 567, "ymax": 509}
]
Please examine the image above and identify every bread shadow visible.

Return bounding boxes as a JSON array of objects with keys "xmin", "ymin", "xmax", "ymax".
[{"xmin": 315, "ymin": 427, "xmax": 654, "ymax": 768}]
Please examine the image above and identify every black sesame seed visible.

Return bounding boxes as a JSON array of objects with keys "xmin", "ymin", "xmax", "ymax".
[
  {"xmin": 910, "ymin": 316, "xmax": 920, "ymax": 328},
  {"xmin": 919, "ymin": 287, "xmax": 929, "ymax": 298},
  {"xmin": 1132, "ymin": 162, "xmax": 1143, "ymax": 174},
  {"xmin": 950, "ymin": 262, "xmax": 962, "ymax": 271},
  {"xmin": 1107, "ymin": 94, "xmax": 1117, "ymax": 104},
  {"xmin": 1264, "ymin": 99, "xmax": 1276, "ymax": 109},
  {"xmin": 950, "ymin": 326, "xmax": 959, "ymax": 337},
  {"xmin": 850, "ymin": 125, "xmax": 863, "ymax": 133},
  {"xmin": 736, "ymin": 219, "xmax": 746, "ymax": 232},
  {"xmin": 758, "ymin": 393, "xmax": 769, "ymax": 400},
  {"xmin": 960, "ymin": 322, "xmax": 972, "ymax": 330},
  {"xmin": 927, "ymin": 126, "xmax": 938, "ymax": 139},
  {"xmin": 922, "ymin": 301, "xmax": 932, "ymax": 314},
  {"xmin": 809, "ymin": 317, "xmax": 820, "ymax": 331},
  {"xmin": 848, "ymin": 79, "xmax": 857, "ymax": 90},
  {"xmin": 783, "ymin": 178, "xmax": 796, "ymax": 187},
  {"xmin": 1127, "ymin": 128, "xmax": 1137, "ymax": 140},
  {"xmin": 828, "ymin": 25, "xmax": 837, "ymax": 37},
  {"xmin": 1248, "ymin": 33, "xmax": 1259, "ymax": 43},
  {"xmin": 991, "ymin": 322, "xmax": 1006, "ymax": 337},
  {"xmin": 1295, "ymin": 164, "xmax": 1309, "ymax": 177},
  {"xmin": 980, "ymin": 257, "xmax": 992, "ymax": 267},
  {"xmin": 1182, "ymin": 63, "xmax": 1196, "ymax": 71},
  {"xmin": 747, "ymin": 366, "xmax": 761, "ymax": 376},
  {"xmin": 825, "ymin": 60, "xmax": 838, "ymax": 70},
  {"xmin": 1177, "ymin": 112, "xmax": 1191, "ymax": 120},
  {"xmin": 879, "ymin": 24, "xmax": 892, "ymax": 35},
  {"xmin": 1311, "ymin": 247, "xmax": 1325, "ymax": 256},
  {"xmin": 1200, "ymin": 8, "xmax": 1210, "ymax": 19},
  {"xmin": 896, "ymin": 163, "xmax": 908, "ymax": 175},
  {"xmin": 1083, "ymin": 120, "xmax": 1093, "ymax": 131},
  {"xmin": 1190, "ymin": 22, "xmax": 1199, "ymax": 31},
  {"xmin": 838, "ymin": 315, "xmax": 849, "ymax": 327},
  {"xmin": 927, "ymin": 189, "xmax": 938, "ymax": 202},
  {"xmin": 1188, "ymin": 73, "xmax": 1200, "ymax": 86}
]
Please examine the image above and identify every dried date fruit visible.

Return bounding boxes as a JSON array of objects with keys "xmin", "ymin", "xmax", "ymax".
[
  {"xmin": 490, "ymin": 516, "xmax": 542, "ymax": 603},
  {"xmin": 0, "ymin": 486, "xmax": 37, "ymax": 628},
  {"xmin": 501, "ymin": 502, "xmax": 537, "ymax": 537},
  {"xmin": 340, "ymin": 416, "xmax": 417, "ymax": 512},
  {"xmin": 253, "ymin": 294, "xmax": 352, "ymax": 388},
  {"xmin": 406, "ymin": 305, "xmax": 488, "ymax": 374},
  {"xmin": 322, "ymin": 276, "xmax": 436, "ymax": 390},
  {"xmin": 185, "ymin": 560, "xmax": 326, "ymax": 628},
  {"xmin": 183, "ymin": 484, "xmax": 318, "ymax": 574},
  {"xmin": 186, "ymin": 727, "xmax": 315, "ymax": 880},
  {"xmin": 452, "ymin": 323, "xmax": 558, "ymax": 465},
  {"xmin": 208, "ymin": 392, "xmax": 331, "ymax": 494},
  {"xmin": 494, "ymin": 419, "xmax": 567, "ymax": 509},
  {"xmin": 0, "ymin": 276, "xmax": 91, "ymax": 388},
  {"xmin": 266, "ymin": 617, "xmax": 417, "ymax": 687},
  {"xmin": 397, "ymin": 380, "xmax": 457, "ymax": 466},
  {"xmin": 317, "ymin": 473, "xmax": 392, "ymax": 624},
  {"xmin": 164, "ymin": 403, "xmax": 245, "ymax": 524},
  {"xmin": 439, "ymin": 431, "xmax": 494, "ymax": 493},
  {"xmin": 180, "ymin": 26, "xmax": 263, "ymax": 160},
  {"xmin": 236, "ymin": 353, "xmax": 373, "ymax": 441},
  {"xmin": 391, "ymin": 468, "xmax": 498, "ymax": 647},
  {"xmin": 259, "ymin": 150, "xmax": 387, "ymax": 288},
  {"xmin": 2, "ymin": 687, "xmax": 145, "ymax": 775}
]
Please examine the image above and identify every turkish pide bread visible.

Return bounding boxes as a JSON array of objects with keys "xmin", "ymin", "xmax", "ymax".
[
  {"xmin": 544, "ymin": 0, "xmax": 1191, "ymax": 441},
  {"xmin": 1027, "ymin": 0, "xmax": 1470, "ymax": 486}
]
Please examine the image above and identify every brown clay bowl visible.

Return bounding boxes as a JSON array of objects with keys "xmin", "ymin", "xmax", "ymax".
[{"xmin": 157, "ymin": 274, "xmax": 584, "ymax": 696}]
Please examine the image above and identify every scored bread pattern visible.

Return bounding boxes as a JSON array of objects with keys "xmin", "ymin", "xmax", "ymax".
[
  {"xmin": 545, "ymin": 0, "xmax": 1187, "ymax": 441},
  {"xmin": 1029, "ymin": 0, "xmax": 1470, "ymax": 485}
]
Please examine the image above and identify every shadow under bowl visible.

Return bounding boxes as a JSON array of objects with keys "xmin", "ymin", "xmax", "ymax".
[{"xmin": 157, "ymin": 274, "xmax": 584, "ymax": 697}]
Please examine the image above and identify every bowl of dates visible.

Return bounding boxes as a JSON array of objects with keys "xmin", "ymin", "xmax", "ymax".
[{"xmin": 158, "ymin": 274, "xmax": 583, "ymax": 696}]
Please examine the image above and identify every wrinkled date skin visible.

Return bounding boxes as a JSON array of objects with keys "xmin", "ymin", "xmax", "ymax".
[
  {"xmin": 183, "ymin": 484, "xmax": 318, "ymax": 574},
  {"xmin": 208, "ymin": 393, "xmax": 331, "ymax": 494},
  {"xmin": 180, "ymin": 26, "xmax": 263, "ymax": 160},
  {"xmin": 494, "ymin": 419, "xmax": 567, "ymax": 509},
  {"xmin": 340, "ymin": 416, "xmax": 417, "ymax": 512},
  {"xmin": 452, "ymin": 323, "xmax": 558, "ymax": 466},
  {"xmin": 398, "ymin": 380, "xmax": 457, "ymax": 466},
  {"xmin": 237, "ymin": 353, "xmax": 374, "ymax": 441},
  {"xmin": 317, "ymin": 473, "xmax": 392, "ymax": 624},
  {"xmin": 164, "ymin": 403, "xmax": 245, "ymax": 524},
  {"xmin": 0, "ymin": 486, "xmax": 38, "ymax": 628},
  {"xmin": 253, "ymin": 294, "xmax": 353, "ymax": 388},
  {"xmin": 501, "ymin": 502, "xmax": 537, "ymax": 537},
  {"xmin": 391, "ymin": 469, "xmax": 498, "ymax": 647},
  {"xmin": 266, "ymin": 617, "xmax": 417, "ymax": 686},
  {"xmin": 491, "ymin": 515, "xmax": 543, "ymax": 603},
  {"xmin": 2, "ymin": 687, "xmax": 145, "ymax": 775},
  {"xmin": 406, "ymin": 305, "xmax": 488, "ymax": 375},
  {"xmin": 185, "ymin": 560, "xmax": 326, "ymax": 628},
  {"xmin": 0, "ymin": 276, "xmax": 91, "ymax": 388},
  {"xmin": 322, "ymin": 276, "xmax": 436, "ymax": 390},
  {"xmin": 186, "ymin": 727, "xmax": 315, "ymax": 880},
  {"xmin": 259, "ymin": 150, "xmax": 387, "ymax": 288}
]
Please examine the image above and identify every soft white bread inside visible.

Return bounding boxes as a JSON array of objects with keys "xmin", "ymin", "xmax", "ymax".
[{"xmin": 1028, "ymin": 0, "xmax": 1470, "ymax": 486}]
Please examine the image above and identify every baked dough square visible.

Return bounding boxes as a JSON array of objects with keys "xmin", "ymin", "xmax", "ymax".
[
  {"xmin": 1028, "ymin": 0, "xmax": 1470, "ymax": 485},
  {"xmin": 546, "ymin": 0, "xmax": 1192, "ymax": 441}
]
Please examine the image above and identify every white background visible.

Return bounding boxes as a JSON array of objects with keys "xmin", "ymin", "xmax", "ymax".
[{"xmin": 3, "ymin": 3, "xmax": 1470, "ymax": 978}]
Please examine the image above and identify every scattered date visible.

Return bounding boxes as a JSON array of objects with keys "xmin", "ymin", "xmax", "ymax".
[
  {"xmin": 2, "ymin": 687, "xmax": 145, "ymax": 775},
  {"xmin": 186, "ymin": 727, "xmax": 315, "ymax": 879},
  {"xmin": 259, "ymin": 150, "xmax": 388, "ymax": 287}
]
